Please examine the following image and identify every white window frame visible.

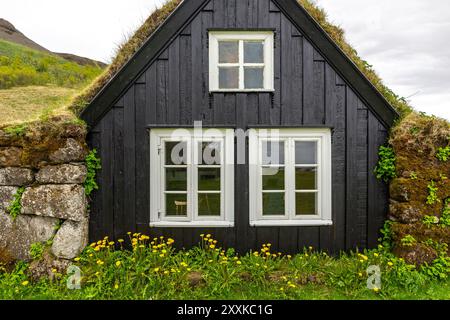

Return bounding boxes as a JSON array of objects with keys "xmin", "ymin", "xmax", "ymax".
[
  {"xmin": 249, "ymin": 128, "xmax": 332, "ymax": 226},
  {"xmin": 150, "ymin": 128, "xmax": 235, "ymax": 227},
  {"xmin": 209, "ymin": 31, "xmax": 274, "ymax": 92}
]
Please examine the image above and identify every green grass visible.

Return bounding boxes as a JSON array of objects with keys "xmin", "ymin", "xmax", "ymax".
[
  {"xmin": 0, "ymin": 39, "xmax": 103, "ymax": 90},
  {"xmin": 0, "ymin": 39, "xmax": 105, "ymax": 126},
  {"xmin": 0, "ymin": 86, "xmax": 78, "ymax": 126},
  {"xmin": 1, "ymin": 234, "xmax": 450, "ymax": 300}
]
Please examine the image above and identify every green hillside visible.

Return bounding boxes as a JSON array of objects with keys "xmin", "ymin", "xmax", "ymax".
[
  {"xmin": 0, "ymin": 39, "xmax": 103, "ymax": 89},
  {"xmin": 0, "ymin": 40, "xmax": 104, "ymax": 126}
]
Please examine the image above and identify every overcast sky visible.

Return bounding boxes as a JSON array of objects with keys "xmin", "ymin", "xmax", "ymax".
[{"xmin": 1, "ymin": 0, "xmax": 449, "ymax": 119}]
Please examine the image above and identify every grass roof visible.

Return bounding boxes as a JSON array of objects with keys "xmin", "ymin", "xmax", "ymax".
[{"xmin": 69, "ymin": 0, "xmax": 414, "ymax": 119}]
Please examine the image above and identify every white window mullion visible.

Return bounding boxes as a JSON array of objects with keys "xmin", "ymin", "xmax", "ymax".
[
  {"xmin": 287, "ymin": 138, "xmax": 296, "ymax": 220},
  {"xmin": 191, "ymin": 138, "xmax": 197, "ymax": 222},
  {"xmin": 239, "ymin": 40, "xmax": 244, "ymax": 90}
]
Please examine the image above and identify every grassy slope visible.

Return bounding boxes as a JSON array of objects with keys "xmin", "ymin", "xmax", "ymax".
[{"xmin": 0, "ymin": 39, "xmax": 103, "ymax": 126}]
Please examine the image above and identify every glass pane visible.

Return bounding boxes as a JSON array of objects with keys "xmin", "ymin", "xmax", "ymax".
[
  {"xmin": 262, "ymin": 167, "xmax": 284, "ymax": 190},
  {"xmin": 263, "ymin": 193, "xmax": 285, "ymax": 216},
  {"xmin": 198, "ymin": 193, "xmax": 221, "ymax": 216},
  {"xmin": 295, "ymin": 167, "xmax": 317, "ymax": 190},
  {"xmin": 166, "ymin": 194, "xmax": 187, "ymax": 216},
  {"xmin": 244, "ymin": 41, "xmax": 264, "ymax": 63},
  {"xmin": 166, "ymin": 168, "xmax": 187, "ymax": 191},
  {"xmin": 296, "ymin": 192, "xmax": 317, "ymax": 215},
  {"xmin": 165, "ymin": 141, "xmax": 187, "ymax": 165},
  {"xmin": 198, "ymin": 142, "xmax": 221, "ymax": 165},
  {"xmin": 219, "ymin": 67, "xmax": 239, "ymax": 89},
  {"xmin": 198, "ymin": 168, "xmax": 221, "ymax": 191},
  {"xmin": 219, "ymin": 41, "xmax": 239, "ymax": 63},
  {"xmin": 262, "ymin": 141, "xmax": 284, "ymax": 165},
  {"xmin": 295, "ymin": 141, "xmax": 317, "ymax": 164},
  {"xmin": 244, "ymin": 67, "xmax": 264, "ymax": 89}
]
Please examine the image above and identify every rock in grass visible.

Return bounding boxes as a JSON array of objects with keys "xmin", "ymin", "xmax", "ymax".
[
  {"xmin": 186, "ymin": 271, "xmax": 205, "ymax": 287},
  {"xmin": 51, "ymin": 219, "xmax": 88, "ymax": 260}
]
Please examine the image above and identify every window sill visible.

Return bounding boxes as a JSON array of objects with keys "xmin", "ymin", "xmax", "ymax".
[
  {"xmin": 250, "ymin": 220, "xmax": 333, "ymax": 227},
  {"xmin": 210, "ymin": 89, "xmax": 275, "ymax": 93},
  {"xmin": 150, "ymin": 221, "xmax": 235, "ymax": 228}
]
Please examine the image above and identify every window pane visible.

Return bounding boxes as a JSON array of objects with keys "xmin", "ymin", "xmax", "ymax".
[
  {"xmin": 262, "ymin": 167, "xmax": 284, "ymax": 190},
  {"xmin": 166, "ymin": 168, "xmax": 187, "ymax": 191},
  {"xmin": 198, "ymin": 142, "xmax": 221, "ymax": 165},
  {"xmin": 166, "ymin": 194, "xmax": 188, "ymax": 216},
  {"xmin": 262, "ymin": 141, "xmax": 284, "ymax": 165},
  {"xmin": 244, "ymin": 67, "xmax": 264, "ymax": 89},
  {"xmin": 198, "ymin": 168, "xmax": 221, "ymax": 191},
  {"xmin": 219, "ymin": 67, "xmax": 239, "ymax": 89},
  {"xmin": 165, "ymin": 141, "xmax": 187, "ymax": 165},
  {"xmin": 295, "ymin": 141, "xmax": 317, "ymax": 164},
  {"xmin": 244, "ymin": 41, "xmax": 264, "ymax": 63},
  {"xmin": 198, "ymin": 193, "xmax": 221, "ymax": 216},
  {"xmin": 219, "ymin": 41, "xmax": 239, "ymax": 63},
  {"xmin": 295, "ymin": 192, "xmax": 317, "ymax": 215},
  {"xmin": 295, "ymin": 167, "xmax": 317, "ymax": 190},
  {"xmin": 263, "ymin": 193, "xmax": 285, "ymax": 215}
]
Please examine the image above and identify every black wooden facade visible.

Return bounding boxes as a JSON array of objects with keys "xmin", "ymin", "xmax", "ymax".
[{"xmin": 83, "ymin": 0, "xmax": 395, "ymax": 254}]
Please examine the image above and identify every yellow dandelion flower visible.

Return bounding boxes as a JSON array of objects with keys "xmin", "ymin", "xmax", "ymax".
[
  {"xmin": 374, "ymin": 253, "xmax": 379, "ymax": 257},
  {"xmin": 118, "ymin": 239, "xmax": 124, "ymax": 243},
  {"xmin": 200, "ymin": 234, "xmax": 204, "ymax": 238},
  {"xmin": 236, "ymin": 261, "xmax": 242, "ymax": 265},
  {"xmin": 187, "ymin": 268, "xmax": 192, "ymax": 271},
  {"xmin": 164, "ymin": 270, "xmax": 169, "ymax": 275},
  {"xmin": 287, "ymin": 255, "xmax": 292, "ymax": 259},
  {"xmin": 96, "ymin": 260, "xmax": 104, "ymax": 265},
  {"xmin": 51, "ymin": 268, "xmax": 57, "ymax": 273},
  {"xmin": 74, "ymin": 257, "xmax": 81, "ymax": 262},
  {"xmin": 154, "ymin": 268, "xmax": 160, "ymax": 272},
  {"xmin": 209, "ymin": 244, "xmax": 216, "ymax": 249},
  {"xmin": 22, "ymin": 281, "xmax": 29, "ymax": 286},
  {"xmin": 387, "ymin": 262, "xmax": 393, "ymax": 267},
  {"xmin": 115, "ymin": 261, "xmax": 121, "ymax": 267},
  {"xmin": 373, "ymin": 287, "xmax": 380, "ymax": 293},
  {"xmin": 358, "ymin": 272, "xmax": 363, "ymax": 277},
  {"xmin": 206, "ymin": 234, "xmax": 211, "ymax": 238},
  {"xmin": 115, "ymin": 284, "xmax": 119, "ymax": 290}
]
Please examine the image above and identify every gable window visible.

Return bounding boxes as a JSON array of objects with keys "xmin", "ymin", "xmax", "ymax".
[
  {"xmin": 209, "ymin": 31, "xmax": 274, "ymax": 92},
  {"xmin": 249, "ymin": 128, "xmax": 332, "ymax": 226},
  {"xmin": 150, "ymin": 128, "xmax": 234, "ymax": 227}
]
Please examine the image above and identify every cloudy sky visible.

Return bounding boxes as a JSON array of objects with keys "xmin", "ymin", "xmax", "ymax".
[{"xmin": 1, "ymin": 0, "xmax": 449, "ymax": 119}]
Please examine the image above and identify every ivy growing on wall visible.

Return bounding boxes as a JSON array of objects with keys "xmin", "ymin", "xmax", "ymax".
[
  {"xmin": 374, "ymin": 146, "xmax": 397, "ymax": 182},
  {"xmin": 84, "ymin": 149, "xmax": 101, "ymax": 197},
  {"xmin": 7, "ymin": 187, "xmax": 25, "ymax": 220}
]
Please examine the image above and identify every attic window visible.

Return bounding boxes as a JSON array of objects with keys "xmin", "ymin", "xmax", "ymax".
[{"xmin": 209, "ymin": 31, "xmax": 274, "ymax": 92}]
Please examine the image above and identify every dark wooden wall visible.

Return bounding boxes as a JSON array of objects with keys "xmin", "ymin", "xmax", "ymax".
[{"xmin": 87, "ymin": 0, "xmax": 389, "ymax": 254}]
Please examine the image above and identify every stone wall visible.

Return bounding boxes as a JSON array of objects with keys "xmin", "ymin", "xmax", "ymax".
[
  {"xmin": 388, "ymin": 114, "xmax": 450, "ymax": 265},
  {"xmin": 0, "ymin": 119, "xmax": 89, "ymax": 263}
]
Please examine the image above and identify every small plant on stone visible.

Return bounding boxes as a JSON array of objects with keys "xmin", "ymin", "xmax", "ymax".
[
  {"xmin": 374, "ymin": 146, "xmax": 397, "ymax": 182},
  {"xmin": 29, "ymin": 243, "xmax": 44, "ymax": 261},
  {"xmin": 441, "ymin": 199, "xmax": 450, "ymax": 227},
  {"xmin": 436, "ymin": 146, "xmax": 450, "ymax": 162},
  {"xmin": 423, "ymin": 215, "xmax": 439, "ymax": 228},
  {"xmin": 400, "ymin": 235, "xmax": 417, "ymax": 247},
  {"xmin": 426, "ymin": 181, "xmax": 440, "ymax": 205},
  {"xmin": 7, "ymin": 187, "xmax": 25, "ymax": 220},
  {"xmin": 84, "ymin": 149, "xmax": 102, "ymax": 197},
  {"xmin": 410, "ymin": 172, "xmax": 418, "ymax": 180}
]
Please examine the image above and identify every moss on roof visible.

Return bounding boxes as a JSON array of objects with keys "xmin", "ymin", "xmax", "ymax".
[{"xmin": 69, "ymin": 0, "xmax": 414, "ymax": 119}]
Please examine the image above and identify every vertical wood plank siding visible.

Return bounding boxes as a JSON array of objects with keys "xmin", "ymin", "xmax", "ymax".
[{"xmin": 87, "ymin": 0, "xmax": 389, "ymax": 254}]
